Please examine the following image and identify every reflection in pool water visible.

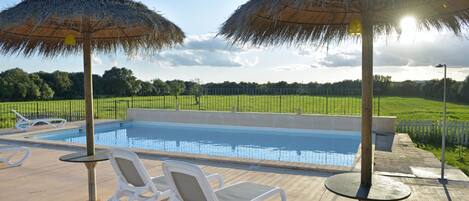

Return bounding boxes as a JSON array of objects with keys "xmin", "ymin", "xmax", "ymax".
[{"xmin": 39, "ymin": 122, "xmax": 360, "ymax": 167}]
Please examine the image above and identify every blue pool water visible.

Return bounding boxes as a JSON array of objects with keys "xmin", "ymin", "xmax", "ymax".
[{"xmin": 37, "ymin": 122, "xmax": 360, "ymax": 167}]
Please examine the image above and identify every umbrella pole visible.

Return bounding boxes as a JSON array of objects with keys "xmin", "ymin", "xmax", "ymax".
[
  {"xmin": 361, "ymin": 3, "xmax": 373, "ymax": 188},
  {"xmin": 83, "ymin": 30, "xmax": 97, "ymax": 201},
  {"xmin": 83, "ymin": 32, "xmax": 95, "ymax": 157}
]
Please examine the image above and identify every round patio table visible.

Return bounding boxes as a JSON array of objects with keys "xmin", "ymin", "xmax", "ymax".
[
  {"xmin": 59, "ymin": 150, "xmax": 110, "ymax": 201},
  {"xmin": 325, "ymin": 173, "xmax": 411, "ymax": 201}
]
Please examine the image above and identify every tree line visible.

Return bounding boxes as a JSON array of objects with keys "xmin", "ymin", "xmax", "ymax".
[{"xmin": 0, "ymin": 67, "xmax": 468, "ymax": 104}]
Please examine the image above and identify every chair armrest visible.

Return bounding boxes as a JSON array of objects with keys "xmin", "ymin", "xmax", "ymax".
[{"xmin": 206, "ymin": 173, "xmax": 224, "ymax": 188}]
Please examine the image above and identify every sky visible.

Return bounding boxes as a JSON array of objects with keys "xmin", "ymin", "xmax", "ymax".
[{"xmin": 0, "ymin": 0, "xmax": 468, "ymax": 83}]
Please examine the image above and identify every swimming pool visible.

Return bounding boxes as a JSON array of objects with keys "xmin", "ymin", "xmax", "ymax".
[{"xmin": 37, "ymin": 121, "xmax": 361, "ymax": 167}]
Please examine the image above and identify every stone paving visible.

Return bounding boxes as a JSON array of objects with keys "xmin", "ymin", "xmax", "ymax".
[
  {"xmin": 375, "ymin": 133, "xmax": 467, "ymax": 180},
  {"xmin": 374, "ymin": 133, "xmax": 469, "ymax": 201}
]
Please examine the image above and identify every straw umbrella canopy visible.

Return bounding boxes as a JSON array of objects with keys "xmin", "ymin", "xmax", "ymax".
[
  {"xmin": 0, "ymin": 0, "xmax": 183, "ymax": 154},
  {"xmin": 220, "ymin": 0, "xmax": 469, "ymax": 45},
  {"xmin": 0, "ymin": 1, "xmax": 184, "ymax": 200},
  {"xmin": 220, "ymin": 0, "xmax": 469, "ymax": 200}
]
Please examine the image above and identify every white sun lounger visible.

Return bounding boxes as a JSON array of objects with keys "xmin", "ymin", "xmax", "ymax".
[
  {"xmin": 0, "ymin": 146, "xmax": 31, "ymax": 167},
  {"xmin": 163, "ymin": 160, "xmax": 287, "ymax": 201},
  {"xmin": 107, "ymin": 148, "xmax": 224, "ymax": 201},
  {"xmin": 12, "ymin": 109, "xmax": 67, "ymax": 131}
]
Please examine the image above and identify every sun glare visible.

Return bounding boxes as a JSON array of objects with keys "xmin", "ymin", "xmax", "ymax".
[
  {"xmin": 400, "ymin": 16, "xmax": 417, "ymax": 33},
  {"xmin": 397, "ymin": 16, "xmax": 437, "ymax": 44}
]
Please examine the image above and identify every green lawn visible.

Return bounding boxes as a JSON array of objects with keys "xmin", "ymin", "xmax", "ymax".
[
  {"xmin": 1, "ymin": 95, "xmax": 469, "ymax": 129},
  {"xmin": 379, "ymin": 97, "xmax": 469, "ymax": 121},
  {"xmin": 417, "ymin": 144, "xmax": 469, "ymax": 176}
]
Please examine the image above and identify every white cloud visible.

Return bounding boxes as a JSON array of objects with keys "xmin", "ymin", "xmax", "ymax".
[
  {"xmin": 147, "ymin": 34, "xmax": 258, "ymax": 68},
  {"xmin": 155, "ymin": 50, "xmax": 243, "ymax": 67},
  {"xmin": 309, "ymin": 33, "xmax": 469, "ymax": 68},
  {"xmin": 94, "ymin": 32, "xmax": 469, "ymax": 82},
  {"xmin": 274, "ymin": 64, "xmax": 315, "ymax": 71},
  {"xmin": 182, "ymin": 34, "xmax": 242, "ymax": 52},
  {"xmin": 458, "ymin": 69, "xmax": 469, "ymax": 74}
]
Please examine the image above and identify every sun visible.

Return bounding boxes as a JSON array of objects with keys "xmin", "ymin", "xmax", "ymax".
[
  {"xmin": 397, "ymin": 16, "xmax": 436, "ymax": 44},
  {"xmin": 400, "ymin": 16, "xmax": 417, "ymax": 33}
]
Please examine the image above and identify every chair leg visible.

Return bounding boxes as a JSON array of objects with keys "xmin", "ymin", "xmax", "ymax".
[
  {"xmin": 5, "ymin": 147, "xmax": 30, "ymax": 167},
  {"xmin": 279, "ymin": 189, "xmax": 287, "ymax": 201}
]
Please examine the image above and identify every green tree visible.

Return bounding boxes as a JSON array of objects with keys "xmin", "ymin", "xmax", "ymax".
[
  {"xmin": 167, "ymin": 80, "xmax": 185, "ymax": 100},
  {"xmin": 152, "ymin": 79, "xmax": 169, "ymax": 95},
  {"xmin": 137, "ymin": 81, "xmax": 156, "ymax": 96},
  {"xmin": 30, "ymin": 74, "xmax": 54, "ymax": 99},
  {"xmin": 102, "ymin": 67, "xmax": 140, "ymax": 96},
  {"xmin": 67, "ymin": 72, "xmax": 84, "ymax": 98},
  {"xmin": 459, "ymin": 76, "xmax": 469, "ymax": 103},
  {"xmin": 388, "ymin": 80, "xmax": 422, "ymax": 97},
  {"xmin": 373, "ymin": 75, "xmax": 392, "ymax": 94},
  {"xmin": 189, "ymin": 79, "xmax": 203, "ymax": 105},
  {"xmin": 0, "ymin": 68, "xmax": 29, "ymax": 99},
  {"xmin": 40, "ymin": 84, "xmax": 55, "ymax": 99},
  {"xmin": 37, "ymin": 71, "xmax": 72, "ymax": 98},
  {"xmin": 0, "ymin": 68, "xmax": 53, "ymax": 100}
]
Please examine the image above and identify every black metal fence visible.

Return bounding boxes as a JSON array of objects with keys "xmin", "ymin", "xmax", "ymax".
[{"xmin": 0, "ymin": 88, "xmax": 382, "ymax": 129}]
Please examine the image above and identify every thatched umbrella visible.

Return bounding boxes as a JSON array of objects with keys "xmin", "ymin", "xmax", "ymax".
[
  {"xmin": 0, "ymin": 0, "xmax": 184, "ymax": 200},
  {"xmin": 220, "ymin": 0, "xmax": 469, "ymax": 200}
]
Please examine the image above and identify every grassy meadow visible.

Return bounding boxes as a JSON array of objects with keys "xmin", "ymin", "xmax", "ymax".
[{"xmin": 379, "ymin": 97, "xmax": 469, "ymax": 121}]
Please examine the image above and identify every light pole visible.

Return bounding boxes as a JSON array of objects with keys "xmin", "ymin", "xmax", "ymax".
[{"xmin": 435, "ymin": 63, "xmax": 447, "ymax": 182}]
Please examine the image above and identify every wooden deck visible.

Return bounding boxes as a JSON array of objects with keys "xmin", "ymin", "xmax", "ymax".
[{"xmin": 1, "ymin": 142, "xmax": 468, "ymax": 201}]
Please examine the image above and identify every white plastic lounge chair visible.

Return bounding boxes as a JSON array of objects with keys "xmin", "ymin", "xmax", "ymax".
[
  {"xmin": 0, "ymin": 146, "xmax": 31, "ymax": 167},
  {"xmin": 107, "ymin": 149, "xmax": 224, "ymax": 201},
  {"xmin": 12, "ymin": 109, "xmax": 67, "ymax": 131},
  {"xmin": 163, "ymin": 160, "xmax": 287, "ymax": 201}
]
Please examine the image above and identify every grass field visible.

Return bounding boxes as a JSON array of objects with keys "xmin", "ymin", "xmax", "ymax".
[
  {"xmin": 380, "ymin": 97, "xmax": 469, "ymax": 121},
  {"xmin": 1, "ymin": 95, "xmax": 469, "ymax": 128}
]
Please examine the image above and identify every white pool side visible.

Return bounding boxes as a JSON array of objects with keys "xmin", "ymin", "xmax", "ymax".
[{"xmin": 127, "ymin": 109, "xmax": 396, "ymax": 134}]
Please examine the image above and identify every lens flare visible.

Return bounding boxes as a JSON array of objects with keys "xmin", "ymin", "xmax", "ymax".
[{"xmin": 400, "ymin": 16, "xmax": 417, "ymax": 32}]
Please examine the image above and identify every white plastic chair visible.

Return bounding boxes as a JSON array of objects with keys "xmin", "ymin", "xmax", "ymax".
[
  {"xmin": 12, "ymin": 110, "xmax": 67, "ymax": 131},
  {"xmin": 163, "ymin": 160, "xmax": 287, "ymax": 201},
  {"xmin": 107, "ymin": 149, "xmax": 224, "ymax": 201},
  {"xmin": 0, "ymin": 146, "xmax": 31, "ymax": 167}
]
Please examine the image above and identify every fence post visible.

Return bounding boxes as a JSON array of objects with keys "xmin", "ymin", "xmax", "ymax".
[
  {"xmin": 463, "ymin": 122, "xmax": 469, "ymax": 145},
  {"xmin": 163, "ymin": 94, "xmax": 166, "ymax": 109},
  {"xmin": 237, "ymin": 89, "xmax": 240, "ymax": 112},
  {"xmin": 126, "ymin": 100, "xmax": 130, "ymax": 119},
  {"xmin": 131, "ymin": 96, "xmax": 134, "ymax": 108},
  {"xmin": 35, "ymin": 102, "xmax": 39, "ymax": 118},
  {"xmin": 69, "ymin": 101, "xmax": 72, "ymax": 121},
  {"xmin": 198, "ymin": 97, "xmax": 201, "ymax": 110},
  {"xmin": 114, "ymin": 100, "xmax": 117, "ymax": 119},
  {"xmin": 325, "ymin": 89, "xmax": 329, "ymax": 114},
  {"xmin": 96, "ymin": 99, "xmax": 99, "ymax": 119},
  {"xmin": 279, "ymin": 93, "xmax": 282, "ymax": 113},
  {"xmin": 377, "ymin": 94, "xmax": 381, "ymax": 116}
]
